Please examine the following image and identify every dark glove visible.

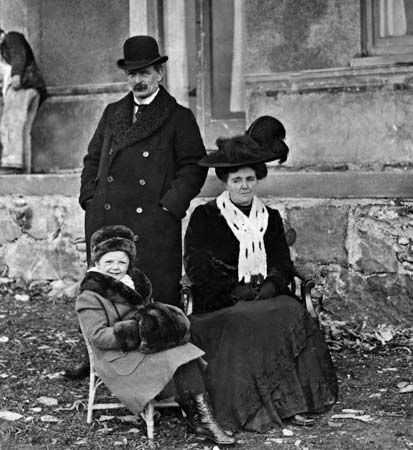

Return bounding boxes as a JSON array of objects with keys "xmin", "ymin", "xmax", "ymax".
[
  {"xmin": 230, "ymin": 283, "xmax": 258, "ymax": 302},
  {"xmin": 254, "ymin": 279, "xmax": 276, "ymax": 300}
]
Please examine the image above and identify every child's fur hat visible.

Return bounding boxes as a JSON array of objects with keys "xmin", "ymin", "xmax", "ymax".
[{"xmin": 90, "ymin": 225, "xmax": 137, "ymax": 264}]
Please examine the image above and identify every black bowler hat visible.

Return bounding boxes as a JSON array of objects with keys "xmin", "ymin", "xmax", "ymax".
[{"xmin": 117, "ymin": 35, "xmax": 168, "ymax": 70}]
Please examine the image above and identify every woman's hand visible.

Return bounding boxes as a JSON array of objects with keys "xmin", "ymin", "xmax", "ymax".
[
  {"xmin": 230, "ymin": 283, "xmax": 258, "ymax": 302},
  {"xmin": 254, "ymin": 280, "xmax": 276, "ymax": 300}
]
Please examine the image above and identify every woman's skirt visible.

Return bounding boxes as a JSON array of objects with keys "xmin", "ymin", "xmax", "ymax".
[{"xmin": 190, "ymin": 295, "xmax": 338, "ymax": 432}]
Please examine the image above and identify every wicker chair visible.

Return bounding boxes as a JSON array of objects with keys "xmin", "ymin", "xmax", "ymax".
[{"xmin": 79, "ymin": 322, "xmax": 180, "ymax": 443}]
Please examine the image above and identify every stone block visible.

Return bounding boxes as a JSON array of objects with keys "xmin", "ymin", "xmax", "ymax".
[
  {"xmin": 350, "ymin": 204, "xmax": 412, "ymax": 274},
  {"xmin": 288, "ymin": 205, "xmax": 348, "ymax": 264},
  {"xmin": 4, "ymin": 235, "xmax": 83, "ymax": 281},
  {"xmin": 0, "ymin": 209, "xmax": 21, "ymax": 244},
  {"xmin": 59, "ymin": 200, "xmax": 84, "ymax": 240},
  {"xmin": 245, "ymin": 0, "xmax": 360, "ymax": 73},
  {"xmin": 323, "ymin": 268, "xmax": 413, "ymax": 326},
  {"xmin": 15, "ymin": 198, "xmax": 58, "ymax": 239},
  {"xmin": 356, "ymin": 230, "xmax": 399, "ymax": 274},
  {"xmin": 32, "ymin": 92, "xmax": 125, "ymax": 172}
]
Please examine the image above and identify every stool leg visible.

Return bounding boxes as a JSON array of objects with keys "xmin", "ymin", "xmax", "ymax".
[
  {"xmin": 143, "ymin": 401, "xmax": 154, "ymax": 441},
  {"xmin": 87, "ymin": 370, "xmax": 96, "ymax": 424}
]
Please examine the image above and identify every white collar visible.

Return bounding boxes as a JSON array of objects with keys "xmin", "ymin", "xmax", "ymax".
[{"xmin": 133, "ymin": 88, "xmax": 159, "ymax": 106}]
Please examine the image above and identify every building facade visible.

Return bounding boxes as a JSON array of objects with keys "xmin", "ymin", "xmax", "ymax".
[{"xmin": 0, "ymin": 0, "xmax": 412, "ymax": 325}]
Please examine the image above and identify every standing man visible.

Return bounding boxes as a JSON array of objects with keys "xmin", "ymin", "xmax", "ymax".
[
  {"xmin": 65, "ymin": 35, "xmax": 207, "ymax": 380},
  {"xmin": 80, "ymin": 35, "xmax": 207, "ymax": 306},
  {"xmin": 0, "ymin": 28, "xmax": 47, "ymax": 173}
]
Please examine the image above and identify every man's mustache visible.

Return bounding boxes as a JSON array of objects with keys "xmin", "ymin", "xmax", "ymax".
[{"xmin": 134, "ymin": 83, "xmax": 147, "ymax": 91}]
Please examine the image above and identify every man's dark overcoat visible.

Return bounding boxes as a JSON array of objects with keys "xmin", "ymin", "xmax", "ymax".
[
  {"xmin": 80, "ymin": 86, "xmax": 207, "ymax": 306},
  {"xmin": 0, "ymin": 31, "xmax": 47, "ymax": 104}
]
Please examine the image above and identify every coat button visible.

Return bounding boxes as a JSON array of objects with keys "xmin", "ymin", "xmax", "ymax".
[
  {"xmin": 109, "ymin": 148, "xmax": 114, "ymax": 156},
  {"xmin": 142, "ymin": 151, "xmax": 149, "ymax": 158},
  {"xmin": 104, "ymin": 203, "xmax": 111, "ymax": 211},
  {"xmin": 139, "ymin": 179, "xmax": 146, "ymax": 185},
  {"xmin": 107, "ymin": 175, "xmax": 114, "ymax": 183},
  {"xmin": 136, "ymin": 207, "xmax": 143, "ymax": 214}
]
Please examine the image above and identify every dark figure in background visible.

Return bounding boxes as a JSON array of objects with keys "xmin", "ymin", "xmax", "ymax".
[
  {"xmin": 185, "ymin": 117, "xmax": 338, "ymax": 432},
  {"xmin": 65, "ymin": 35, "xmax": 207, "ymax": 379},
  {"xmin": 0, "ymin": 28, "xmax": 47, "ymax": 173}
]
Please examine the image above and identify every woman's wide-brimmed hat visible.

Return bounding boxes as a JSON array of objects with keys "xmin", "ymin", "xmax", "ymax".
[
  {"xmin": 117, "ymin": 35, "xmax": 168, "ymax": 71},
  {"xmin": 91, "ymin": 225, "xmax": 137, "ymax": 264},
  {"xmin": 198, "ymin": 115, "xmax": 289, "ymax": 168}
]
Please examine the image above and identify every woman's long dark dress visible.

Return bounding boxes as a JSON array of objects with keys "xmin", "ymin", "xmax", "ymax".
[{"xmin": 184, "ymin": 200, "xmax": 338, "ymax": 432}]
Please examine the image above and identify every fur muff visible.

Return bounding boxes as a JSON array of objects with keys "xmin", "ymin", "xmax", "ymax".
[
  {"xmin": 91, "ymin": 225, "xmax": 137, "ymax": 264},
  {"xmin": 114, "ymin": 319, "xmax": 141, "ymax": 351},
  {"xmin": 136, "ymin": 302, "xmax": 191, "ymax": 354},
  {"xmin": 112, "ymin": 303, "xmax": 191, "ymax": 354}
]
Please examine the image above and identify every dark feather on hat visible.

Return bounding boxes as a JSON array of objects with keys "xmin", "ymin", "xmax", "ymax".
[{"xmin": 246, "ymin": 115, "xmax": 289, "ymax": 164}]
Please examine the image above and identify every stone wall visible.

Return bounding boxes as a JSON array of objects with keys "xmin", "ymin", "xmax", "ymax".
[
  {"xmin": 245, "ymin": 66, "xmax": 413, "ymax": 170},
  {"xmin": 0, "ymin": 195, "xmax": 85, "ymax": 290},
  {"xmin": 0, "ymin": 185, "xmax": 411, "ymax": 326},
  {"xmin": 245, "ymin": 0, "xmax": 360, "ymax": 73}
]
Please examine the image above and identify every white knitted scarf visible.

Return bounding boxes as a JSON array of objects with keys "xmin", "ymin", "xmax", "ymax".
[{"xmin": 217, "ymin": 190, "xmax": 269, "ymax": 283}]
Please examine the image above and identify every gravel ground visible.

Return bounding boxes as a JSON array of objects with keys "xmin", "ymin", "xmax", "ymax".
[{"xmin": 0, "ymin": 287, "xmax": 412, "ymax": 450}]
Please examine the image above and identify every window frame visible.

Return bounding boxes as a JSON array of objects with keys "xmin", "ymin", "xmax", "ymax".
[
  {"xmin": 144, "ymin": 0, "xmax": 246, "ymax": 148},
  {"xmin": 361, "ymin": 0, "xmax": 413, "ymax": 59},
  {"xmin": 196, "ymin": 0, "xmax": 246, "ymax": 149}
]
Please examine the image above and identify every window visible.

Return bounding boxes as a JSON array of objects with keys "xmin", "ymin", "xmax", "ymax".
[
  {"xmin": 195, "ymin": 0, "xmax": 246, "ymax": 147},
  {"xmin": 361, "ymin": 0, "xmax": 413, "ymax": 62},
  {"xmin": 157, "ymin": 0, "xmax": 246, "ymax": 148}
]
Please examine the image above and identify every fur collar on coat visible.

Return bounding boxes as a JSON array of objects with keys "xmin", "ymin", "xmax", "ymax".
[
  {"xmin": 80, "ymin": 268, "xmax": 152, "ymax": 308},
  {"xmin": 110, "ymin": 85, "xmax": 178, "ymax": 152}
]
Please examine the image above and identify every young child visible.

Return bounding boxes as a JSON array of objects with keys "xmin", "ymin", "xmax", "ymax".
[{"xmin": 76, "ymin": 224, "xmax": 234, "ymax": 445}]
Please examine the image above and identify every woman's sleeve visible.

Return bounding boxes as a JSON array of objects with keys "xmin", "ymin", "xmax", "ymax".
[
  {"xmin": 184, "ymin": 206, "xmax": 239, "ymax": 312},
  {"xmin": 264, "ymin": 209, "xmax": 295, "ymax": 293},
  {"xmin": 76, "ymin": 293, "xmax": 120, "ymax": 350}
]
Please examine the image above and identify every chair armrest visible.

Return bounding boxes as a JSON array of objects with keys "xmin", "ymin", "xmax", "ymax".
[
  {"xmin": 180, "ymin": 274, "xmax": 193, "ymax": 316},
  {"xmin": 290, "ymin": 273, "xmax": 322, "ymax": 322}
]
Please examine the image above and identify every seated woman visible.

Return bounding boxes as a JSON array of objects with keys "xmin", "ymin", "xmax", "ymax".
[
  {"xmin": 184, "ymin": 116, "xmax": 338, "ymax": 433},
  {"xmin": 76, "ymin": 224, "xmax": 235, "ymax": 445}
]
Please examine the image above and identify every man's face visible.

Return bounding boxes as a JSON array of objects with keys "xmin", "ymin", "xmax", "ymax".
[{"xmin": 125, "ymin": 65, "xmax": 162, "ymax": 100}]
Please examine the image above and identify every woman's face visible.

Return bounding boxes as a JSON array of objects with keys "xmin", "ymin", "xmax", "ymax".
[
  {"xmin": 224, "ymin": 167, "xmax": 258, "ymax": 206},
  {"xmin": 96, "ymin": 251, "xmax": 130, "ymax": 280}
]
